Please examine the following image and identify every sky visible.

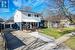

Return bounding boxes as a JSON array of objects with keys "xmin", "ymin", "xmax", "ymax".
[{"xmin": 0, "ymin": 0, "xmax": 75, "ymax": 20}]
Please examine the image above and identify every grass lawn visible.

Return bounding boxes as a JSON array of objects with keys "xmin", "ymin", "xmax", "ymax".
[
  {"xmin": 40, "ymin": 27, "xmax": 75, "ymax": 39},
  {"xmin": 0, "ymin": 36, "xmax": 4, "ymax": 49},
  {"xmin": 39, "ymin": 27, "xmax": 75, "ymax": 50},
  {"xmin": 65, "ymin": 37, "xmax": 75, "ymax": 50},
  {"xmin": 39, "ymin": 28, "xmax": 62, "ymax": 39}
]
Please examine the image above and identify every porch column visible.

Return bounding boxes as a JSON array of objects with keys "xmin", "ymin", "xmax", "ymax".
[
  {"xmin": 10, "ymin": 24, "xmax": 12, "ymax": 29},
  {"xmin": 30, "ymin": 22, "xmax": 32, "ymax": 29},
  {"xmin": 37, "ymin": 22, "xmax": 39, "ymax": 28},
  {"xmin": 26, "ymin": 22, "xmax": 28, "ymax": 29},
  {"xmin": 20, "ymin": 22, "xmax": 22, "ymax": 30},
  {"xmin": 4, "ymin": 23, "xmax": 5, "ymax": 29}
]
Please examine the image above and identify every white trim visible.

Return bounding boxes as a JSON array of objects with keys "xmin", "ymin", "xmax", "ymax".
[{"xmin": 22, "ymin": 19, "xmax": 40, "ymax": 22}]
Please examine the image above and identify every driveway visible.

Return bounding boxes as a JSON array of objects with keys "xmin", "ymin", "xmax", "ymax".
[{"xmin": 3, "ymin": 32, "xmax": 26, "ymax": 50}]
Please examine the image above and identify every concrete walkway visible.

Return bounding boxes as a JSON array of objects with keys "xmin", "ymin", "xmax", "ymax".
[
  {"xmin": 55, "ymin": 32, "xmax": 75, "ymax": 45},
  {"xmin": 3, "ymin": 30, "xmax": 74, "ymax": 50},
  {"xmin": 33, "ymin": 32, "xmax": 74, "ymax": 50},
  {"xmin": 28, "ymin": 32, "xmax": 54, "ymax": 42}
]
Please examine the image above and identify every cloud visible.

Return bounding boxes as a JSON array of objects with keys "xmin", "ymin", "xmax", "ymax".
[
  {"xmin": 13, "ymin": 0, "xmax": 45, "ymax": 7},
  {"xmin": 13, "ymin": 0, "xmax": 22, "ymax": 7}
]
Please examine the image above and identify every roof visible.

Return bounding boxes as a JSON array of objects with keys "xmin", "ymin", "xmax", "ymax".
[
  {"xmin": 5, "ymin": 17, "xmax": 14, "ymax": 24},
  {"xmin": 0, "ymin": 18, "xmax": 4, "ymax": 23},
  {"xmin": 18, "ymin": 9, "xmax": 41, "ymax": 16}
]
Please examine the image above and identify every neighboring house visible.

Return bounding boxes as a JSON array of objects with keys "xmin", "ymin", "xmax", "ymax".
[
  {"xmin": 0, "ymin": 18, "xmax": 4, "ymax": 31},
  {"xmin": 14, "ymin": 9, "xmax": 45, "ymax": 30},
  {"xmin": 4, "ymin": 17, "xmax": 14, "ymax": 29},
  {"xmin": 44, "ymin": 15, "xmax": 71, "ymax": 28},
  {"xmin": 60, "ymin": 20, "xmax": 70, "ymax": 27},
  {"xmin": 0, "ymin": 17, "xmax": 15, "ymax": 30}
]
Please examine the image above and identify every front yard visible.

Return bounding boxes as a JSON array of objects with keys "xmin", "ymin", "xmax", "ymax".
[
  {"xmin": 40, "ymin": 27, "xmax": 75, "ymax": 39},
  {"xmin": 39, "ymin": 27, "xmax": 75, "ymax": 50},
  {"xmin": 65, "ymin": 37, "xmax": 75, "ymax": 50}
]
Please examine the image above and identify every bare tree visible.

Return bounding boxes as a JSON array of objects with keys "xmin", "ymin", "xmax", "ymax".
[
  {"xmin": 69, "ymin": 0, "xmax": 75, "ymax": 6},
  {"xmin": 55, "ymin": 0, "xmax": 75, "ymax": 23}
]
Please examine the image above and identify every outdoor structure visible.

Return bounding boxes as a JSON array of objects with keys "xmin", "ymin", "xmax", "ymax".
[
  {"xmin": 0, "ymin": 17, "xmax": 15, "ymax": 30},
  {"xmin": 14, "ymin": 9, "xmax": 44, "ymax": 30}
]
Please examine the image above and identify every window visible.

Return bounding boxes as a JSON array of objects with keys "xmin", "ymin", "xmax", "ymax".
[
  {"xmin": 34, "ymin": 15, "xmax": 37, "ymax": 17},
  {"xmin": 28, "ymin": 14, "xmax": 31, "ymax": 17},
  {"xmin": 37, "ymin": 15, "xmax": 39, "ymax": 17},
  {"xmin": 35, "ymin": 14, "xmax": 39, "ymax": 17}
]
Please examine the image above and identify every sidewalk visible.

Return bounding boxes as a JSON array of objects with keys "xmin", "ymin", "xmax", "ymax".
[
  {"xmin": 55, "ymin": 32, "xmax": 74, "ymax": 45},
  {"xmin": 28, "ymin": 32, "xmax": 54, "ymax": 42}
]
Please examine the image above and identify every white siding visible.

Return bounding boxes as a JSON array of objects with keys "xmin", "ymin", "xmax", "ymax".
[
  {"xmin": 22, "ymin": 14, "xmax": 41, "ymax": 22},
  {"xmin": 14, "ymin": 10, "xmax": 22, "ymax": 22},
  {"xmin": 14, "ymin": 10, "xmax": 41, "ymax": 22}
]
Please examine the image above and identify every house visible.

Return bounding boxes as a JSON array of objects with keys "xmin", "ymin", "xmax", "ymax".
[
  {"xmin": 44, "ymin": 15, "xmax": 71, "ymax": 28},
  {"xmin": 0, "ymin": 17, "xmax": 15, "ymax": 32},
  {"xmin": 4, "ymin": 18, "xmax": 14, "ymax": 29},
  {"xmin": 60, "ymin": 20, "xmax": 70, "ymax": 27},
  {"xmin": 0, "ymin": 18, "xmax": 4, "ymax": 32},
  {"xmin": 14, "ymin": 9, "xmax": 45, "ymax": 30}
]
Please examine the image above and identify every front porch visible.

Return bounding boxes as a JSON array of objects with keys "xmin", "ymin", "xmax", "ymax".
[
  {"xmin": 22, "ymin": 22, "xmax": 39, "ymax": 30},
  {"xmin": 15, "ymin": 21, "xmax": 45, "ymax": 31}
]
